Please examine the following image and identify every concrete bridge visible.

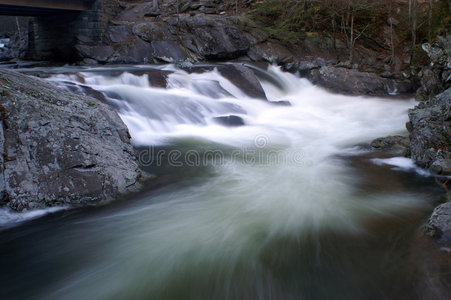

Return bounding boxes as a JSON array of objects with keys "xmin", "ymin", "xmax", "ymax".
[{"xmin": 0, "ymin": 0, "xmax": 120, "ymax": 60}]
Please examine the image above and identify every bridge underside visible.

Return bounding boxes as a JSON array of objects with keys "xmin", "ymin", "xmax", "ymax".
[
  {"xmin": 0, "ymin": 0, "xmax": 90, "ymax": 16},
  {"xmin": 0, "ymin": 5, "xmax": 80, "ymax": 16},
  {"xmin": 0, "ymin": 0, "xmax": 119, "ymax": 61}
]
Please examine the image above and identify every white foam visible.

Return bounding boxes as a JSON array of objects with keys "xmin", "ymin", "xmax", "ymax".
[
  {"xmin": 371, "ymin": 157, "xmax": 431, "ymax": 176},
  {"xmin": 0, "ymin": 206, "xmax": 67, "ymax": 228}
]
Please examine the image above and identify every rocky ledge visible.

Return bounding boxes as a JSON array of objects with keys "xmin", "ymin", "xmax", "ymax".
[
  {"xmin": 283, "ymin": 60, "xmax": 415, "ymax": 96},
  {"xmin": 408, "ymin": 87, "xmax": 451, "ymax": 175},
  {"xmin": 0, "ymin": 70, "xmax": 144, "ymax": 211}
]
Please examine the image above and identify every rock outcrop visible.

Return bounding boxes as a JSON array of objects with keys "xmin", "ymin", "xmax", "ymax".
[
  {"xmin": 78, "ymin": 8, "xmax": 257, "ymax": 64},
  {"xmin": 0, "ymin": 70, "xmax": 143, "ymax": 211},
  {"xmin": 308, "ymin": 66, "xmax": 414, "ymax": 96},
  {"xmin": 408, "ymin": 87, "xmax": 451, "ymax": 175},
  {"xmin": 416, "ymin": 35, "xmax": 451, "ymax": 100}
]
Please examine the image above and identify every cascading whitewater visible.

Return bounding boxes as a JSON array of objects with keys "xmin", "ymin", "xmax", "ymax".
[{"xmin": 0, "ymin": 64, "xmax": 440, "ymax": 300}]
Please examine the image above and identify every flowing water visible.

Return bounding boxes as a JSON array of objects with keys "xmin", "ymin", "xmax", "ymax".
[{"xmin": 0, "ymin": 64, "xmax": 445, "ymax": 299}]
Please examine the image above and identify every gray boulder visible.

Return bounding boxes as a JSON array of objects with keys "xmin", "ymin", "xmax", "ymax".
[
  {"xmin": 308, "ymin": 66, "xmax": 415, "ymax": 96},
  {"xmin": 426, "ymin": 192, "xmax": 451, "ymax": 242},
  {"xmin": 75, "ymin": 45, "xmax": 115, "ymax": 63},
  {"xmin": 408, "ymin": 87, "xmax": 451, "ymax": 175},
  {"xmin": 180, "ymin": 15, "xmax": 251, "ymax": 60},
  {"xmin": 107, "ymin": 25, "xmax": 132, "ymax": 43},
  {"xmin": 0, "ymin": 70, "xmax": 144, "ymax": 211}
]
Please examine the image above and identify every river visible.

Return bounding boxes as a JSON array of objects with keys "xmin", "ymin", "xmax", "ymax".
[{"xmin": 0, "ymin": 64, "xmax": 445, "ymax": 299}]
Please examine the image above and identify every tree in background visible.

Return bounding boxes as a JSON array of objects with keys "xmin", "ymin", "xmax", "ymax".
[{"xmin": 248, "ymin": 0, "xmax": 450, "ymax": 66}]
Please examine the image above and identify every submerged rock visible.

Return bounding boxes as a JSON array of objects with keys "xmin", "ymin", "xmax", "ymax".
[
  {"xmin": 213, "ymin": 115, "xmax": 245, "ymax": 127},
  {"xmin": 370, "ymin": 136, "xmax": 410, "ymax": 157},
  {"xmin": 269, "ymin": 100, "xmax": 292, "ymax": 106},
  {"xmin": 0, "ymin": 70, "xmax": 144, "ymax": 211},
  {"xmin": 408, "ymin": 87, "xmax": 451, "ymax": 175}
]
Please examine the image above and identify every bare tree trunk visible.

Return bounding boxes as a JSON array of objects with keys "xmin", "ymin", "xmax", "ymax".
[
  {"xmin": 15, "ymin": 17, "xmax": 21, "ymax": 39},
  {"xmin": 235, "ymin": 0, "xmax": 239, "ymax": 24},
  {"xmin": 408, "ymin": 0, "xmax": 412, "ymax": 29},
  {"xmin": 411, "ymin": 0, "xmax": 417, "ymax": 62},
  {"xmin": 153, "ymin": 0, "xmax": 159, "ymax": 11},
  {"xmin": 349, "ymin": 9, "xmax": 354, "ymax": 64},
  {"xmin": 332, "ymin": 17, "xmax": 336, "ymax": 51},
  {"xmin": 390, "ymin": 0, "xmax": 394, "ymax": 65},
  {"xmin": 176, "ymin": 0, "xmax": 179, "ymax": 24},
  {"xmin": 428, "ymin": 0, "xmax": 432, "ymax": 42}
]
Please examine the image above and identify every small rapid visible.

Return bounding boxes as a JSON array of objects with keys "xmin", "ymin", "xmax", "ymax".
[{"xmin": 0, "ymin": 64, "xmax": 443, "ymax": 299}]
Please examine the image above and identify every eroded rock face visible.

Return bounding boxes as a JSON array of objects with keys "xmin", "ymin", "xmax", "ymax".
[
  {"xmin": 81, "ymin": 11, "xmax": 254, "ymax": 64},
  {"xmin": 408, "ymin": 87, "xmax": 451, "ymax": 175},
  {"xmin": 0, "ymin": 70, "xmax": 143, "ymax": 211}
]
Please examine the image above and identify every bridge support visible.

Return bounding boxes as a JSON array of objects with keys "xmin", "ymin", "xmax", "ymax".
[{"xmin": 28, "ymin": 0, "xmax": 119, "ymax": 60}]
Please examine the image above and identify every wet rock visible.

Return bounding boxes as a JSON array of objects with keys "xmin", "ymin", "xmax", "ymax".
[
  {"xmin": 270, "ymin": 100, "xmax": 292, "ymax": 106},
  {"xmin": 152, "ymin": 41, "xmax": 189, "ymax": 62},
  {"xmin": 0, "ymin": 70, "xmax": 144, "ymax": 211},
  {"xmin": 370, "ymin": 136, "xmax": 410, "ymax": 157},
  {"xmin": 75, "ymin": 45, "xmax": 114, "ymax": 63},
  {"xmin": 216, "ymin": 64, "xmax": 267, "ymax": 99},
  {"xmin": 408, "ymin": 87, "xmax": 451, "ymax": 175},
  {"xmin": 298, "ymin": 60, "xmax": 322, "ymax": 76},
  {"xmin": 248, "ymin": 41, "xmax": 294, "ymax": 64},
  {"xmin": 309, "ymin": 66, "xmax": 414, "ymax": 96},
  {"xmin": 213, "ymin": 115, "xmax": 245, "ymax": 127},
  {"xmin": 426, "ymin": 192, "xmax": 451, "ymax": 242}
]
